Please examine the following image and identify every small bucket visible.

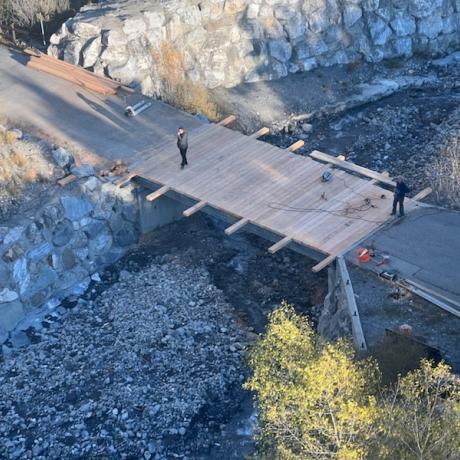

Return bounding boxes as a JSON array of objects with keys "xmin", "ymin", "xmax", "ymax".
[{"xmin": 357, "ymin": 247, "xmax": 371, "ymax": 263}]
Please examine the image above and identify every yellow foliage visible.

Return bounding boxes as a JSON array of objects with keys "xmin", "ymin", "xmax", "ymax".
[
  {"xmin": 245, "ymin": 303, "xmax": 379, "ymax": 459},
  {"xmin": 246, "ymin": 304, "xmax": 460, "ymax": 460},
  {"xmin": 150, "ymin": 42, "xmax": 220, "ymax": 121},
  {"xmin": 379, "ymin": 359, "xmax": 460, "ymax": 460}
]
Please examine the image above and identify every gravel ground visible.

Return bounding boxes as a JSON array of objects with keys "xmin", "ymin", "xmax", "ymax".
[
  {"xmin": 0, "ymin": 258, "xmax": 248, "ymax": 459},
  {"xmin": 0, "ymin": 214, "xmax": 327, "ymax": 459}
]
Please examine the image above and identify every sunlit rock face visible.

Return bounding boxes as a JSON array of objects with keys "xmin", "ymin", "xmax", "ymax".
[{"xmin": 49, "ymin": 0, "xmax": 460, "ymax": 92}]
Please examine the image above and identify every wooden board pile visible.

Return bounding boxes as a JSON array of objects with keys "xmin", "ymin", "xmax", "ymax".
[{"xmin": 25, "ymin": 49, "xmax": 120, "ymax": 95}]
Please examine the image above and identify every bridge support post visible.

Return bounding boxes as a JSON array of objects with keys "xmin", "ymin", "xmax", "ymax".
[{"xmin": 137, "ymin": 186, "xmax": 188, "ymax": 234}]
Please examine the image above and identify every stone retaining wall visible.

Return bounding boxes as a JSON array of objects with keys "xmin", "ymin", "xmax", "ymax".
[
  {"xmin": 49, "ymin": 0, "xmax": 460, "ymax": 93},
  {"xmin": 0, "ymin": 167, "xmax": 139, "ymax": 343}
]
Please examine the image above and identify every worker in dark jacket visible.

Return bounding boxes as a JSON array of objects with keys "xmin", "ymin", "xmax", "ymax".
[
  {"xmin": 391, "ymin": 177, "xmax": 410, "ymax": 217},
  {"xmin": 177, "ymin": 127, "xmax": 189, "ymax": 169}
]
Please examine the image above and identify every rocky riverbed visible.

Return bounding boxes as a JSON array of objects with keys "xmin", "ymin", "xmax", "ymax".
[{"xmin": 0, "ymin": 214, "xmax": 326, "ymax": 459}]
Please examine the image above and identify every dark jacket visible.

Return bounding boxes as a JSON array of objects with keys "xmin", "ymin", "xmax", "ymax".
[
  {"xmin": 177, "ymin": 132, "xmax": 188, "ymax": 150},
  {"xmin": 395, "ymin": 181, "xmax": 410, "ymax": 197}
]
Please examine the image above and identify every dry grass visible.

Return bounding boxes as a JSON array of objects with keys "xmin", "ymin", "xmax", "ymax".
[
  {"xmin": 0, "ymin": 129, "xmax": 52, "ymax": 196},
  {"xmin": 427, "ymin": 136, "xmax": 460, "ymax": 208},
  {"xmin": 150, "ymin": 42, "xmax": 220, "ymax": 121}
]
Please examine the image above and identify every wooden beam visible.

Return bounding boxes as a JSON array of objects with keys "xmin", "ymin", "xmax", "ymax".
[
  {"xmin": 183, "ymin": 200, "xmax": 207, "ymax": 217},
  {"xmin": 403, "ymin": 284, "xmax": 460, "ymax": 318},
  {"xmin": 268, "ymin": 236, "xmax": 293, "ymax": 254},
  {"xmin": 412, "ymin": 187, "xmax": 433, "ymax": 201},
  {"xmin": 218, "ymin": 115, "xmax": 236, "ymax": 127},
  {"xmin": 288, "ymin": 140, "xmax": 305, "ymax": 152},
  {"xmin": 114, "ymin": 173, "xmax": 136, "ymax": 187},
  {"xmin": 249, "ymin": 127, "xmax": 269, "ymax": 139},
  {"xmin": 57, "ymin": 174, "xmax": 76, "ymax": 187},
  {"xmin": 337, "ymin": 256, "xmax": 367, "ymax": 350},
  {"xmin": 312, "ymin": 253, "xmax": 338, "ymax": 272},
  {"xmin": 225, "ymin": 218, "xmax": 249, "ymax": 236},
  {"xmin": 310, "ymin": 150, "xmax": 396, "ymax": 187},
  {"xmin": 146, "ymin": 185, "xmax": 170, "ymax": 202}
]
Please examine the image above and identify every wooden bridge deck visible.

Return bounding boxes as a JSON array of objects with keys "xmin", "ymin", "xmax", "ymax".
[{"xmin": 130, "ymin": 123, "xmax": 415, "ymax": 270}]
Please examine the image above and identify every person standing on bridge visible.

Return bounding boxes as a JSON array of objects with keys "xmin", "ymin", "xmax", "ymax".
[
  {"xmin": 391, "ymin": 176, "xmax": 410, "ymax": 217},
  {"xmin": 177, "ymin": 127, "xmax": 189, "ymax": 169}
]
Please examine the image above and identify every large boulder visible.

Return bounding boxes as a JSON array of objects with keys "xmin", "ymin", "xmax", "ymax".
[
  {"xmin": 417, "ymin": 15, "xmax": 444, "ymax": 39},
  {"xmin": 0, "ymin": 299, "xmax": 24, "ymax": 331},
  {"xmin": 81, "ymin": 37, "xmax": 101, "ymax": 68},
  {"xmin": 368, "ymin": 15, "xmax": 393, "ymax": 45},
  {"xmin": 390, "ymin": 11, "xmax": 417, "ymax": 37},
  {"xmin": 60, "ymin": 196, "xmax": 93, "ymax": 221}
]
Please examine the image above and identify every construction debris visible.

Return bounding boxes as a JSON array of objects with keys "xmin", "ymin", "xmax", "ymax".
[
  {"xmin": 24, "ymin": 49, "xmax": 120, "ymax": 95},
  {"xmin": 100, "ymin": 159, "xmax": 129, "ymax": 178},
  {"xmin": 125, "ymin": 100, "xmax": 152, "ymax": 117}
]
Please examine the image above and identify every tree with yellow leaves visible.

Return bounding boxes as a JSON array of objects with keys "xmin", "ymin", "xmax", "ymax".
[
  {"xmin": 246, "ymin": 303, "xmax": 460, "ymax": 460},
  {"xmin": 379, "ymin": 359, "xmax": 460, "ymax": 460},
  {"xmin": 245, "ymin": 302, "xmax": 379, "ymax": 460}
]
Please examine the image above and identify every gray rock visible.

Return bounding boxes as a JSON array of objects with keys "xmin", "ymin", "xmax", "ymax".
[
  {"xmin": 52, "ymin": 221, "xmax": 74, "ymax": 247},
  {"xmin": 71, "ymin": 20, "xmax": 101, "ymax": 39},
  {"xmin": 61, "ymin": 248, "xmax": 77, "ymax": 270},
  {"xmin": 26, "ymin": 222, "xmax": 42, "ymax": 243},
  {"xmin": 70, "ymin": 163, "xmax": 95, "ymax": 178},
  {"xmin": 62, "ymin": 38, "xmax": 83, "ymax": 65},
  {"xmin": 417, "ymin": 14, "xmax": 443, "ymax": 39},
  {"xmin": 114, "ymin": 225, "xmax": 138, "ymax": 247},
  {"xmin": 89, "ymin": 232, "xmax": 113, "ymax": 255},
  {"xmin": 393, "ymin": 37, "xmax": 413, "ymax": 57},
  {"xmin": 2, "ymin": 243, "xmax": 25, "ymax": 263},
  {"xmin": 52, "ymin": 147, "xmax": 75, "ymax": 170},
  {"xmin": 107, "ymin": 58, "xmax": 138, "ymax": 85},
  {"xmin": 81, "ymin": 176, "xmax": 100, "ymax": 193},
  {"xmin": 343, "ymin": 5, "xmax": 362, "ymax": 29},
  {"xmin": 408, "ymin": 0, "xmax": 443, "ymax": 18},
  {"xmin": 368, "ymin": 15, "xmax": 392, "ymax": 46},
  {"xmin": 83, "ymin": 220, "xmax": 107, "ymax": 239},
  {"xmin": 12, "ymin": 258, "xmax": 30, "ymax": 296},
  {"xmin": 0, "ymin": 326, "xmax": 7, "ymax": 345},
  {"xmin": 3, "ymin": 226, "xmax": 24, "ymax": 246},
  {"xmin": 0, "ymin": 289, "xmax": 18, "ymax": 303},
  {"xmin": 28, "ymin": 242, "xmax": 53, "ymax": 262},
  {"xmin": 390, "ymin": 12, "xmax": 416, "ymax": 37},
  {"xmin": 82, "ymin": 36, "xmax": 102, "ymax": 68},
  {"xmin": 10, "ymin": 330, "xmax": 30, "ymax": 348},
  {"xmin": 269, "ymin": 40, "xmax": 292, "ymax": 62},
  {"xmin": 60, "ymin": 196, "xmax": 93, "ymax": 221},
  {"xmin": 0, "ymin": 299, "xmax": 25, "ymax": 331},
  {"xmin": 0, "ymin": 263, "xmax": 9, "ymax": 288}
]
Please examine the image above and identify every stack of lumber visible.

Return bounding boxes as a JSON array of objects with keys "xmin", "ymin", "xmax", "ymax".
[{"xmin": 24, "ymin": 49, "xmax": 120, "ymax": 95}]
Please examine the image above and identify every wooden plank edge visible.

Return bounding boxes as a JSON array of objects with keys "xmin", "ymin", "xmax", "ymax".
[
  {"xmin": 183, "ymin": 200, "xmax": 207, "ymax": 217},
  {"xmin": 218, "ymin": 115, "xmax": 236, "ymax": 127},
  {"xmin": 225, "ymin": 218, "xmax": 249, "ymax": 236},
  {"xmin": 288, "ymin": 140, "xmax": 305, "ymax": 152},
  {"xmin": 57, "ymin": 174, "xmax": 76, "ymax": 187},
  {"xmin": 146, "ymin": 185, "xmax": 170, "ymax": 202},
  {"xmin": 412, "ymin": 187, "xmax": 433, "ymax": 201},
  {"xmin": 312, "ymin": 253, "xmax": 338, "ymax": 272},
  {"xmin": 310, "ymin": 150, "xmax": 396, "ymax": 187},
  {"xmin": 402, "ymin": 284, "xmax": 460, "ymax": 319},
  {"xmin": 249, "ymin": 127, "xmax": 270, "ymax": 139},
  {"xmin": 268, "ymin": 236, "xmax": 293, "ymax": 254},
  {"xmin": 400, "ymin": 279, "xmax": 460, "ymax": 309},
  {"xmin": 116, "ymin": 174, "xmax": 138, "ymax": 188}
]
